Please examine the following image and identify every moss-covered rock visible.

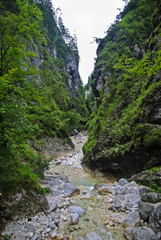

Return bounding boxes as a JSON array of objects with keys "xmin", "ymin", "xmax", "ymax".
[
  {"xmin": 129, "ymin": 167, "xmax": 161, "ymax": 193},
  {"xmin": 83, "ymin": 0, "xmax": 161, "ymax": 178}
]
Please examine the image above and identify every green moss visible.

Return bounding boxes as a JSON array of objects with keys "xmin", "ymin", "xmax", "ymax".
[
  {"xmin": 148, "ymin": 180, "xmax": 161, "ymax": 194},
  {"xmin": 105, "ymin": 141, "xmax": 132, "ymax": 157},
  {"xmin": 84, "ymin": 0, "xmax": 161, "ymax": 166},
  {"xmin": 0, "ymin": 0, "xmax": 86, "ymax": 195},
  {"xmin": 144, "ymin": 128, "xmax": 161, "ymax": 147},
  {"xmin": 149, "ymin": 166, "xmax": 161, "ymax": 172},
  {"xmin": 83, "ymin": 139, "xmax": 97, "ymax": 155},
  {"xmin": 2, "ymin": 234, "xmax": 11, "ymax": 240}
]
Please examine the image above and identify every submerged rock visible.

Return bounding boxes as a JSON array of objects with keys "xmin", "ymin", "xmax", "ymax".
[
  {"xmin": 62, "ymin": 183, "xmax": 80, "ymax": 196},
  {"xmin": 86, "ymin": 232, "xmax": 102, "ymax": 240},
  {"xmin": 68, "ymin": 206, "xmax": 85, "ymax": 216}
]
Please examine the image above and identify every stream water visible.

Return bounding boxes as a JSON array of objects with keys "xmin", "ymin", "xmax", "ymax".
[
  {"xmin": 1, "ymin": 132, "xmax": 127, "ymax": 240},
  {"xmin": 48, "ymin": 132, "xmax": 126, "ymax": 240}
]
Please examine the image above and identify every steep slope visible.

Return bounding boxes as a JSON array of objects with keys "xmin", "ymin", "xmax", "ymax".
[
  {"xmin": 83, "ymin": 0, "xmax": 161, "ymax": 178},
  {"xmin": 0, "ymin": 0, "xmax": 88, "ymax": 194}
]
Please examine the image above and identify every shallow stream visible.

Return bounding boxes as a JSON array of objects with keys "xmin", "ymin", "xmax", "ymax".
[
  {"xmin": 49, "ymin": 132, "xmax": 126, "ymax": 240},
  {"xmin": 1, "ymin": 132, "xmax": 126, "ymax": 240}
]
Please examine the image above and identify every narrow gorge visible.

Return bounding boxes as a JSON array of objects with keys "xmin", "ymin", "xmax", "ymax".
[{"xmin": 0, "ymin": 0, "xmax": 161, "ymax": 239}]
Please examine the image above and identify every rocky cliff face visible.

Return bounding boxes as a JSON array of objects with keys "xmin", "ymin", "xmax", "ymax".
[
  {"xmin": 65, "ymin": 54, "xmax": 81, "ymax": 98},
  {"xmin": 31, "ymin": 44, "xmax": 81, "ymax": 98},
  {"xmin": 0, "ymin": 0, "xmax": 87, "ymax": 197},
  {"xmin": 26, "ymin": 0, "xmax": 81, "ymax": 101},
  {"xmin": 83, "ymin": 0, "xmax": 161, "ymax": 178}
]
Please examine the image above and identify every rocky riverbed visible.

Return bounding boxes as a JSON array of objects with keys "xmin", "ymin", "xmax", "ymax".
[{"xmin": 1, "ymin": 132, "xmax": 161, "ymax": 240}]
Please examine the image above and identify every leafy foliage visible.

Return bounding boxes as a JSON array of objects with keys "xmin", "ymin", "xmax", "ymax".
[
  {"xmin": 0, "ymin": 0, "xmax": 46, "ymax": 194},
  {"xmin": 84, "ymin": 0, "xmax": 161, "ymax": 166},
  {"xmin": 0, "ymin": 0, "xmax": 86, "ymax": 194}
]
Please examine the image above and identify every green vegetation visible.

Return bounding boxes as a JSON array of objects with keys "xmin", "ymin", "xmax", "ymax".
[
  {"xmin": 2, "ymin": 234, "xmax": 11, "ymax": 240},
  {"xmin": 0, "ymin": 0, "xmax": 87, "ymax": 195},
  {"xmin": 147, "ymin": 179, "xmax": 161, "ymax": 194},
  {"xmin": 83, "ymin": 0, "xmax": 161, "ymax": 172},
  {"xmin": 0, "ymin": 0, "xmax": 46, "ymax": 194},
  {"xmin": 145, "ymin": 167, "xmax": 161, "ymax": 193},
  {"xmin": 84, "ymin": 77, "xmax": 95, "ymax": 115}
]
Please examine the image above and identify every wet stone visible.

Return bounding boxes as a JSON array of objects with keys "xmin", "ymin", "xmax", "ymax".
[
  {"xmin": 62, "ymin": 183, "xmax": 80, "ymax": 196},
  {"xmin": 86, "ymin": 232, "xmax": 102, "ymax": 240},
  {"xmin": 68, "ymin": 206, "xmax": 85, "ymax": 216},
  {"xmin": 3, "ymin": 133, "xmax": 155, "ymax": 240}
]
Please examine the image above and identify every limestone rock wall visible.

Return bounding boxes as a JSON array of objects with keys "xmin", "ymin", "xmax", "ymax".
[{"xmin": 83, "ymin": 0, "xmax": 161, "ymax": 178}]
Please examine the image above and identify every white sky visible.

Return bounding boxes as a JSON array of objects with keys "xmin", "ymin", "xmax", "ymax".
[{"xmin": 52, "ymin": 0, "xmax": 125, "ymax": 84}]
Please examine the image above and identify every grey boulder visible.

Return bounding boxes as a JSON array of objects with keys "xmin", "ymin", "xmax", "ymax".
[
  {"xmin": 123, "ymin": 211, "xmax": 140, "ymax": 227},
  {"xmin": 141, "ymin": 192, "xmax": 158, "ymax": 203},
  {"xmin": 124, "ymin": 227, "xmax": 157, "ymax": 240},
  {"xmin": 63, "ymin": 183, "xmax": 80, "ymax": 196},
  {"xmin": 119, "ymin": 178, "xmax": 128, "ymax": 186},
  {"xmin": 149, "ymin": 204, "xmax": 161, "ymax": 233},
  {"xmin": 68, "ymin": 206, "xmax": 85, "ymax": 216},
  {"xmin": 138, "ymin": 201, "xmax": 155, "ymax": 221}
]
